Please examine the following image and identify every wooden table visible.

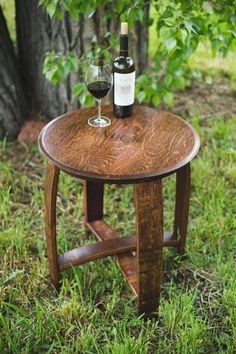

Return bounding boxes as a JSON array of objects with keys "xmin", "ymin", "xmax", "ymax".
[{"xmin": 39, "ymin": 105, "xmax": 200, "ymax": 317}]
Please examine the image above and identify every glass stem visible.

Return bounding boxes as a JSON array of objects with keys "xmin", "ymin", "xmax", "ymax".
[{"xmin": 97, "ymin": 99, "xmax": 102, "ymax": 120}]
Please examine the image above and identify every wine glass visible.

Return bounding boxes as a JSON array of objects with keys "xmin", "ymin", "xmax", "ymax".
[{"xmin": 85, "ymin": 60, "xmax": 113, "ymax": 128}]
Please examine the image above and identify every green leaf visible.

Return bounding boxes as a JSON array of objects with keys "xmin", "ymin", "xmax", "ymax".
[
  {"xmin": 173, "ymin": 76, "xmax": 186, "ymax": 89},
  {"xmin": 80, "ymin": 92, "xmax": 86, "ymax": 105},
  {"xmin": 72, "ymin": 82, "xmax": 84, "ymax": 97},
  {"xmin": 205, "ymin": 75, "xmax": 213, "ymax": 85},
  {"xmin": 136, "ymin": 74, "xmax": 149, "ymax": 85},
  {"xmin": 203, "ymin": 1, "xmax": 213, "ymax": 13},
  {"xmin": 180, "ymin": 29, "xmax": 188, "ymax": 43},
  {"xmin": 63, "ymin": 62, "xmax": 72, "ymax": 77},
  {"xmin": 191, "ymin": 17, "xmax": 205, "ymax": 35},
  {"xmin": 46, "ymin": 0, "xmax": 58, "ymax": 18},
  {"xmin": 134, "ymin": 8, "xmax": 144, "ymax": 23},
  {"xmin": 88, "ymin": 9, "xmax": 96, "ymax": 19},
  {"xmin": 191, "ymin": 68, "xmax": 202, "ymax": 79},
  {"xmin": 44, "ymin": 66, "xmax": 57, "ymax": 81},
  {"xmin": 166, "ymin": 57, "xmax": 182, "ymax": 72},
  {"xmin": 161, "ymin": 9, "xmax": 173, "ymax": 19},
  {"xmin": 55, "ymin": 8, "xmax": 63, "ymax": 20},
  {"xmin": 159, "ymin": 27, "xmax": 172, "ymax": 40},
  {"xmin": 164, "ymin": 74, "xmax": 173, "ymax": 87},
  {"xmin": 50, "ymin": 70, "xmax": 62, "ymax": 84},
  {"xmin": 148, "ymin": 17, "xmax": 154, "ymax": 27},
  {"xmin": 136, "ymin": 91, "xmax": 146, "ymax": 103},
  {"xmin": 91, "ymin": 35, "xmax": 97, "ymax": 43},
  {"xmin": 144, "ymin": 86, "xmax": 154, "ymax": 96},
  {"xmin": 184, "ymin": 20, "xmax": 198, "ymax": 35},
  {"xmin": 68, "ymin": 54, "xmax": 78, "ymax": 70},
  {"xmin": 165, "ymin": 38, "xmax": 177, "ymax": 52},
  {"xmin": 84, "ymin": 95, "xmax": 94, "ymax": 107},
  {"xmin": 163, "ymin": 92, "xmax": 174, "ymax": 106},
  {"xmin": 152, "ymin": 94, "xmax": 160, "ymax": 107},
  {"xmin": 163, "ymin": 18, "xmax": 175, "ymax": 26},
  {"xmin": 115, "ymin": 2, "xmax": 125, "ymax": 13}
]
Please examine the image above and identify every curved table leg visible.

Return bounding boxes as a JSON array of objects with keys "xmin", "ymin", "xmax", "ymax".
[
  {"xmin": 173, "ymin": 163, "xmax": 191, "ymax": 255},
  {"xmin": 135, "ymin": 180, "xmax": 163, "ymax": 317},
  {"xmin": 44, "ymin": 162, "xmax": 60, "ymax": 289}
]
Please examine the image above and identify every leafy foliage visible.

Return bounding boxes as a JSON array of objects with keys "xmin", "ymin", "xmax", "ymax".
[
  {"xmin": 43, "ymin": 51, "xmax": 78, "ymax": 84},
  {"xmin": 39, "ymin": 0, "xmax": 145, "ymax": 24},
  {"xmin": 147, "ymin": 0, "xmax": 236, "ymax": 106},
  {"xmin": 40, "ymin": 0, "xmax": 236, "ymax": 107}
]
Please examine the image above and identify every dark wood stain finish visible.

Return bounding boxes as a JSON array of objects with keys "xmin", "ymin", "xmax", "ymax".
[
  {"xmin": 173, "ymin": 163, "xmax": 191, "ymax": 255},
  {"xmin": 84, "ymin": 180, "xmax": 104, "ymax": 222},
  {"xmin": 135, "ymin": 180, "xmax": 163, "ymax": 316},
  {"xmin": 58, "ymin": 236, "xmax": 136, "ymax": 271},
  {"xmin": 44, "ymin": 162, "xmax": 60, "ymax": 289},
  {"xmin": 40, "ymin": 105, "xmax": 200, "ymax": 317},
  {"xmin": 39, "ymin": 105, "xmax": 200, "ymax": 183}
]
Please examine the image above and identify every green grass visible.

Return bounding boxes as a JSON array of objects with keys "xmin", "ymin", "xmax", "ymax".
[
  {"xmin": 0, "ymin": 113, "xmax": 236, "ymax": 353},
  {"xmin": 0, "ymin": 2, "xmax": 236, "ymax": 353}
]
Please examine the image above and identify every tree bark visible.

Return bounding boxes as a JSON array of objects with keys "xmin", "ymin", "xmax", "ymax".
[
  {"xmin": 15, "ymin": 0, "xmax": 81, "ymax": 119},
  {"xmin": 130, "ymin": 1, "xmax": 150, "ymax": 76},
  {"xmin": 0, "ymin": 1, "xmax": 150, "ymax": 139},
  {"xmin": 0, "ymin": 6, "xmax": 28, "ymax": 139},
  {"xmin": 15, "ymin": 1, "xmax": 150, "ymax": 120}
]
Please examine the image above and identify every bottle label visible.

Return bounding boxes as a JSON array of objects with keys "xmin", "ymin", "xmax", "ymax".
[{"xmin": 114, "ymin": 72, "xmax": 135, "ymax": 106}]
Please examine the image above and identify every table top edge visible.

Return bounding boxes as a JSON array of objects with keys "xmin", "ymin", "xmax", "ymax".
[{"xmin": 38, "ymin": 106, "xmax": 200, "ymax": 182}]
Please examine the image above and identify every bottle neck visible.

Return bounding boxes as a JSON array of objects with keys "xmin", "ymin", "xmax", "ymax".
[{"xmin": 119, "ymin": 35, "xmax": 128, "ymax": 57}]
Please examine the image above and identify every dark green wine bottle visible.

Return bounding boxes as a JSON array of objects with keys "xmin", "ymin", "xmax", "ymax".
[{"xmin": 113, "ymin": 22, "xmax": 135, "ymax": 118}]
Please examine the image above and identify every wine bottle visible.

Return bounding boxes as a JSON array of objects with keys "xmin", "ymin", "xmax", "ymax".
[{"xmin": 113, "ymin": 22, "xmax": 135, "ymax": 118}]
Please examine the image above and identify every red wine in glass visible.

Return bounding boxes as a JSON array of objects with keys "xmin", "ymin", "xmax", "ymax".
[
  {"xmin": 87, "ymin": 81, "xmax": 112, "ymax": 100},
  {"xmin": 86, "ymin": 61, "xmax": 113, "ymax": 128}
]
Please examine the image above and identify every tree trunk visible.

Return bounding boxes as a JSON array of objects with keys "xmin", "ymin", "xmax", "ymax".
[
  {"xmin": 0, "ymin": 1, "xmax": 150, "ymax": 139},
  {"xmin": 0, "ymin": 6, "xmax": 28, "ymax": 139},
  {"xmin": 15, "ymin": 1, "xmax": 150, "ymax": 120},
  {"xmin": 130, "ymin": 1, "xmax": 150, "ymax": 76},
  {"xmin": 15, "ymin": 0, "xmax": 82, "ymax": 119}
]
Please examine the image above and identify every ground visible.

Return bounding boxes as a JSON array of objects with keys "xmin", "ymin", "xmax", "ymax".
[
  {"xmin": 0, "ymin": 72, "xmax": 236, "ymax": 352},
  {"xmin": 174, "ymin": 77, "xmax": 236, "ymax": 120},
  {"xmin": 0, "ymin": 2, "xmax": 236, "ymax": 352}
]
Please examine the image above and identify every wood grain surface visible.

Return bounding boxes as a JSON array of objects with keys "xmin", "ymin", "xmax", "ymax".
[
  {"xmin": 135, "ymin": 180, "xmax": 163, "ymax": 317},
  {"xmin": 174, "ymin": 163, "xmax": 191, "ymax": 255},
  {"xmin": 39, "ymin": 105, "xmax": 200, "ymax": 183},
  {"xmin": 58, "ymin": 236, "xmax": 136, "ymax": 271},
  {"xmin": 44, "ymin": 162, "xmax": 60, "ymax": 289},
  {"xmin": 84, "ymin": 180, "xmax": 104, "ymax": 223}
]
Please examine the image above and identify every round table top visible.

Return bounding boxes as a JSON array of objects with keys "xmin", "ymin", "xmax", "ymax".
[{"xmin": 39, "ymin": 105, "xmax": 200, "ymax": 183}]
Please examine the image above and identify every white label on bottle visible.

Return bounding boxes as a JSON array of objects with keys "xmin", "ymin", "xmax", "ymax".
[{"xmin": 114, "ymin": 72, "xmax": 135, "ymax": 106}]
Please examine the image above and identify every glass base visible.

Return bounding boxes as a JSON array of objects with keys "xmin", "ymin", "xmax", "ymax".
[{"xmin": 88, "ymin": 116, "xmax": 111, "ymax": 128}]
